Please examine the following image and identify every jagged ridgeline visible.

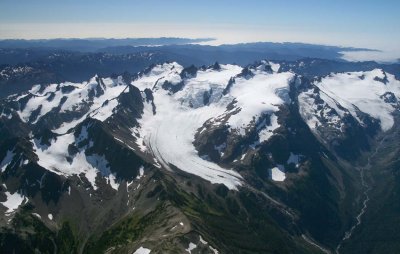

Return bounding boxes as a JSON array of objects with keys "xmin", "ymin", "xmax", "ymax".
[{"xmin": 0, "ymin": 60, "xmax": 399, "ymax": 253}]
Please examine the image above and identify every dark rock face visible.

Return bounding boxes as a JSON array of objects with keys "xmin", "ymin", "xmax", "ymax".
[
  {"xmin": 222, "ymin": 77, "xmax": 235, "ymax": 95},
  {"xmin": 161, "ymin": 80, "xmax": 185, "ymax": 94},
  {"xmin": 381, "ymin": 91, "xmax": 398, "ymax": 103},
  {"xmin": 237, "ymin": 67, "xmax": 254, "ymax": 79},
  {"xmin": 211, "ymin": 62, "xmax": 221, "ymax": 71},
  {"xmin": 180, "ymin": 65, "xmax": 198, "ymax": 79},
  {"xmin": 374, "ymin": 71, "xmax": 389, "ymax": 84}
]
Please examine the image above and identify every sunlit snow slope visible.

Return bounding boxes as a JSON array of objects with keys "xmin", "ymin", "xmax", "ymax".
[
  {"xmin": 131, "ymin": 62, "xmax": 294, "ymax": 189},
  {"xmin": 299, "ymin": 69, "xmax": 400, "ymax": 132},
  {"xmin": 8, "ymin": 76, "xmax": 129, "ymax": 189}
]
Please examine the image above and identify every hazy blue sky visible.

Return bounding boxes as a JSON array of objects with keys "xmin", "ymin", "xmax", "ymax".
[{"xmin": 0, "ymin": 0, "xmax": 399, "ymax": 51}]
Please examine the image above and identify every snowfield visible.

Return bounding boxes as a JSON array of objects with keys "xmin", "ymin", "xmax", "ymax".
[
  {"xmin": 13, "ymin": 75, "xmax": 129, "ymax": 190},
  {"xmin": 174, "ymin": 64, "xmax": 242, "ymax": 108},
  {"xmin": 299, "ymin": 69, "xmax": 400, "ymax": 132},
  {"xmin": 132, "ymin": 62, "xmax": 294, "ymax": 189},
  {"xmin": 33, "ymin": 128, "xmax": 119, "ymax": 190},
  {"xmin": 132, "ymin": 63, "xmax": 244, "ymax": 190},
  {"xmin": 227, "ymin": 67, "xmax": 293, "ymax": 135},
  {"xmin": 15, "ymin": 75, "xmax": 127, "ymax": 134}
]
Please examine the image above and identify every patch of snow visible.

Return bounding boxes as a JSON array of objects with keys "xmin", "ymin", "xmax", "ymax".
[
  {"xmin": 186, "ymin": 243, "xmax": 197, "ymax": 253},
  {"xmin": 114, "ymin": 137, "xmax": 124, "ymax": 143},
  {"xmin": 133, "ymin": 246, "xmax": 151, "ymax": 254},
  {"xmin": 1, "ymin": 191, "xmax": 26, "ymax": 215},
  {"xmin": 258, "ymin": 114, "xmax": 280, "ymax": 142},
  {"xmin": 90, "ymin": 98, "xmax": 118, "ymax": 121},
  {"xmin": 29, "ymin": 84, "xmax": 41, "ymax": 94},
  {"xmin": 48, "ymin": 214, "xmax": 53, "ymax": 220},
  {"xmin": 108, "ymin": 174, "xmax": 119, "ymax": 191},
  {"xmin": 136, "ymin": 166, "xmax": 144, "ymax": 179},
  {"xmin": 298, "ymin": 91, "xmax": 322, "ymax": 130},
  {"xmin": 53, "ymin": 116, "xmax": 89, "ymax": 134},
  {"xmin": 270, "ymin": 165, "xmax": 286, "ymax": 181},
  {"xmin": 0, "ymin": 149, "xmax": 15, "ymax": 172},
  {"xmin": 199, "ymin": 235, "xmax": 208, "ymax": 245},
  {"xmin": 269, "ymin": 61, "xmax": 281, "ymax": 72},
  {"xmin": 198, "ymin": 236, "xmax": 218, "ymax": 254},
  {"xmin": 32, "ymin": 213, "xmax": 41, "ymax": 219},
  {"xmin": 131, "ymin": 126, "xmax": 148, "ymax": 152},
  {"xmin": 209, "ymin": 245, "xmax": 219, "ymax": 254}
]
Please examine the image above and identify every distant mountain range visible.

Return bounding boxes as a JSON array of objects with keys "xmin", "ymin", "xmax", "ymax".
[
  {"xmin": 0, "ymin": 40, "xmax": 398, "ymax": 99},
  {"xmin": 0, "ymin": 38, "xmax": 215, "ymax": 51}
]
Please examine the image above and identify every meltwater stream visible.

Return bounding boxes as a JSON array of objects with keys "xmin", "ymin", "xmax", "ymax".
[{"xmin": 335, "ymin": 136, "xmax": 387, "ymax": 253}]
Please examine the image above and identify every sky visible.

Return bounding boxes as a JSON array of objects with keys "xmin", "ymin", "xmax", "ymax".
[{"xmin": 0, "ymin": 0, "xmax": 399, "ymax": 57}]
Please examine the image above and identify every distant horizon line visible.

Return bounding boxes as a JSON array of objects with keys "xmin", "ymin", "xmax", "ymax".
[
  {"xmin": 0, "ymin": 37, "xmax": 377, "ymax": 52},
  {"xmin": 0, "ymin": 37, "xmax": 215, "ymax": 41}
]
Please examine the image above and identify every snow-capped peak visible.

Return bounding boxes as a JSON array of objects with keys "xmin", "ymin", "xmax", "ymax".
[{"xmin": 299, "ymin": 69, "xmax": 400, "ymax": 132}]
